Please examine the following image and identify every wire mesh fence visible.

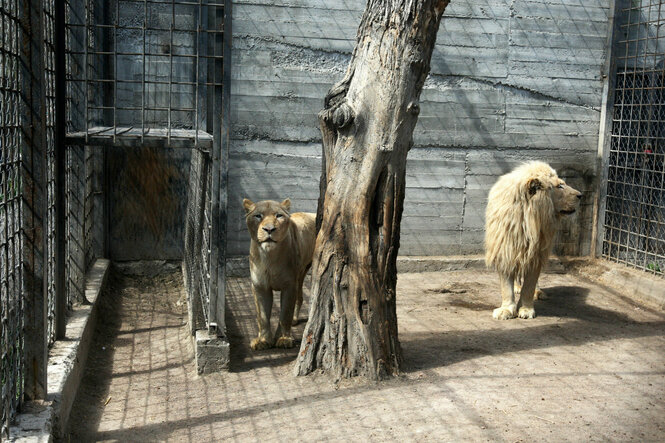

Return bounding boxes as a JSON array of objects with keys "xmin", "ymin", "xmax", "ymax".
[
  {"xmin": 603, "ymin": 0, "xmax": 665, "ymax": 275},
  {"xmin": 0, "ymin": 0, "xmax": 24, "ymax": 433},
  {"xmin": 1, "ymin": 0, "xmax": 104, "ymax": 436},
  {"xmin": 184, "ymin": 149, "xmax": 211, "ymax": 331},
  {"xmin": 2, "ymin": 0, "xmax": 227, "ymax": 436},
  {"xmin": 178, "ymin": 1, "xmax": 225, "ymax": 334}
]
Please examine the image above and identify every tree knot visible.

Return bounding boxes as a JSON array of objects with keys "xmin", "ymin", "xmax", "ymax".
[
  {"xmin": 359, "ymin": 299, "xmax": 369, "ymax": 324},
  {"xmin": 332, "ymin": 102, "xmax": 355, "ymax": 130}
]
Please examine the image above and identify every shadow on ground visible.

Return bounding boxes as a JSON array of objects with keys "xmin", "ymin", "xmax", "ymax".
[
  {"xmin": 401, "ymin": 282, "xmax": 665, "ymax": 372},
  {"xmin": 224, "ymin": 277, "xmax": 309, "ymax": 373}
]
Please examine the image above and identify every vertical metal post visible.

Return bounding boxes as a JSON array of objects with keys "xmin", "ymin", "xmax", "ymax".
[
  {"xmin": 20, "ymin": 0, "xmax": 48, "ymax": 401},
  {"xmin": 592, "ymin": 0, "xmax": 622, "ymax": 258},
  {"xmin": 217, "ymin": 0, "xmax": 232, "ymax": 336},
  {"xmin": 168, "ymin": 0, "xmax": 174, "ymax": 145},
  {"xmin": 55, "ymin": 0, "xmax": 68, "ymax": 339},
  {"xmin": 195, "ymin": 0, "xmax": 204, "ymax": 147},
  {"xmin": 208, "ymin": 0, "xmax": 231, "ymax": 336},
  {"xmin": 141, "ymin": 0, "xmax": 146, "ymax": 140},
  {"xmin": 114, "ymin": 0, "xmax": 118, "ymax": 142},
  {"xmin": 84, "ymin": 0, "xmax": 89, "ymax": 142}
]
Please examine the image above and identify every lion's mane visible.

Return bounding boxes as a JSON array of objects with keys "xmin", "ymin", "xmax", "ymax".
[{"xmin": 484, "ymin": 161, "xmax": 559, "ymax": 279}]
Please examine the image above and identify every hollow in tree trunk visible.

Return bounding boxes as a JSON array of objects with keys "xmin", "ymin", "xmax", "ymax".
[{"xmin": 295, "ymin": 0, "xmax": 450, "ymax": 380}]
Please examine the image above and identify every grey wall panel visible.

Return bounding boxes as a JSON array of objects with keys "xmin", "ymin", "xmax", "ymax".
[{"xmin": 227, "ymin": 0, "xmax": 610, "ymax": 257}]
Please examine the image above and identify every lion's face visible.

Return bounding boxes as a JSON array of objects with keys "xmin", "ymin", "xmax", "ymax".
[
  {"xmin": 525, "ymin": 165, "xmax": 582, "ymax": 217},
  {"xmin": 243, "ymin": 198, "xmax": 292, "ymax": 251},
  {"xmin": 551, "ymin": 178, "xmax": 582, "ymax": 216}
]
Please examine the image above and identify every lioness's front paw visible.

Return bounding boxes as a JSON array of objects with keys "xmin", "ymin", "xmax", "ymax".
[
  {"xmin": 292, "ymin": 317, "xmax": 299, "ymax": 326},
  {"xmin": 518, "ymin": 306, "xmax": 536, "ymax": 319},
  {"xmin": 250, "ymin": 337, "xmax": 272, "ymax": 350},
  {"xmin": 493, "ymin": 304, "xmax": 516, "ymax": 320},
  {"xmin": 274, "ymin": 336, "xmax": 295, "ymax": 349}
]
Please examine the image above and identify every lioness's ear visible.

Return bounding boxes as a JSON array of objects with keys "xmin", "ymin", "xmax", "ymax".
[
  {"xmin": 281, "ymin": 198, "xmax": 291, "ymax": 211},
  {"xmin": 243, "ymin": 198, "xmax": 255, "ymax": 213},
  {"xmin": 527, "ymin": 178, "xmax": 542, "ymax": 196}
]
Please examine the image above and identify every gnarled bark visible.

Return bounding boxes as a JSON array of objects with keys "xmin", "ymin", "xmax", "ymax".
[{"xmin": 295, "ymin": 0, "xmax": 450, "ymax": 380}]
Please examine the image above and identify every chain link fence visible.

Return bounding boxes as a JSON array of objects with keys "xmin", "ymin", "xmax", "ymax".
[
  {"xmin": 602, "ymin": 0, "xmax": 665, "ymax": 276},
  {"xmin": 44, "ymin": 0, "xmax": 59, "ymax": 347}
]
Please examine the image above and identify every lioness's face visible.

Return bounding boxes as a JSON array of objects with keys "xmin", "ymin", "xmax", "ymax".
[
  {"xmin": 551, "ymin": 178, "xmax": 582, "ymax": 216},
  {"xmin": 243, "ymin": 198, "xmax": 292, "ymax": 251}
]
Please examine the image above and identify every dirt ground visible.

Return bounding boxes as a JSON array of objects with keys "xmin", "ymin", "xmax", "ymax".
[{"xmin": 63, "ymin": 264, "xmax": 665, "ymax": 442}]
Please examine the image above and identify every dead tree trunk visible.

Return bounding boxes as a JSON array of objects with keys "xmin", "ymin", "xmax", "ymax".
[{"xmin": 295, "ymin": 0, "xmax": 450, "ymax": 380}]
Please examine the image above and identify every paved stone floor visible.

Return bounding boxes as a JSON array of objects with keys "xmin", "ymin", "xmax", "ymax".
[{"xmin": 64, "ymin": 265, "xmax": 665, "ymax": 442}]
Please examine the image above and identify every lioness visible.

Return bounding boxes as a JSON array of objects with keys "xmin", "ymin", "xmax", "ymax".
[
  {"xmin": 243, "ymin": 198, "xmax": 316, "ymax": 349},
  {"xmin": 485, "ymin": 161, "xmax": 582, "ymax": 320}
]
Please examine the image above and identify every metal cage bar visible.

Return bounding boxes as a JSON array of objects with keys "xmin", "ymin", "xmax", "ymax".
[
  {"xmin": 602, "ymin": 0, "xmax": 665, "ymax": 275},
  {"xmin": 61, "ymin": 0, "xmax": 228, "ymax": 337},
  {"xmin": 1, "ymin": 0, "xmax": 105, "ymax": 436}
]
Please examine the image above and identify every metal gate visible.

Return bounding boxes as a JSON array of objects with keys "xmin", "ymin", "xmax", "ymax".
[
  {"xmin": 62, "ymin": 0, "xmax": 230, "ymax": 337},
  {"xmin": 600, "ymin": 0, "xmax": 665, "ymax": 275}
]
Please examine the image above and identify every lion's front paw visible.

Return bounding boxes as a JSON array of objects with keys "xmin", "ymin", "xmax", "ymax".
[
  {"xmin": 250, "ymin": 336, "xmax": 272, "ymax": 350},
  {"xmin": 493, "ymin": 304, "xmax": 516, "ymax": 320},
  {"xmin": 518, "ymin": 306, "xmax": 536, "ymax": 319},
  {"xmin": 292, "ymin": 317, "xmax": 299, "ymax": 326},
  {"xmin": 274, "ymin": 336, "xmax": 295, "ymax": 349},
  {"xmin": 534, "ymin": 288, "xmax": 547, "ymax": 300}
]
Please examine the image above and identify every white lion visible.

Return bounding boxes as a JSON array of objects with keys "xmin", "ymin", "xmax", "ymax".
[{"xmin": 485, "ymin": 161, "xmax": 581, "ymax": 320}]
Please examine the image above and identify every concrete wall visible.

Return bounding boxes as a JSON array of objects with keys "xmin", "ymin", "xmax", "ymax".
[{"xmin": 226, "ymin": 0, "xmax": 610, "ymax": 257}]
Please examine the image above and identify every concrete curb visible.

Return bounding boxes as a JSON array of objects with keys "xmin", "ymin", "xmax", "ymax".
[{"xmin": 10, "ymin": 259, "xmax": 111, "ymax": 442}]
